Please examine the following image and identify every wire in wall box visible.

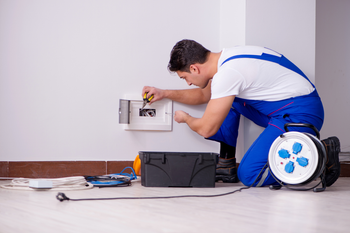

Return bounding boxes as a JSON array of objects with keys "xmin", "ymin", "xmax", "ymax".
[{"xmin": 29, "ymin": 179, "xmax": 53, "ymax": 189}]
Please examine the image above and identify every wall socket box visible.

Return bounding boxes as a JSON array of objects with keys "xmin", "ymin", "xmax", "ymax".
[{"xmin": 119, "ymin": 95, "xmax": 173, "ymax": 131}]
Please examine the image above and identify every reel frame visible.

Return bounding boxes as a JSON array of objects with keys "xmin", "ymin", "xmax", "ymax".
[{"xmin": 268, "ymin": 123, "xmax": 327, "ymax": 192}]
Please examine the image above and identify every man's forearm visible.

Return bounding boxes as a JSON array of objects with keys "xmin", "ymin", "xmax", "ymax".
[
  {"xmin": 183, "ymin": 114, "xmax": 210, "ymax": 137},
  {"xmin": 174, "ymin": 110, "xmax": 219, "ymax": 138},
  {"xmin": 163, "ymin": 88, "xmax": 210, "ymax": 105},
  {"xmin": 143, "ymin": 82, "xmax": 211, "ymax": 106},
  {"xmin": 174, "ymin": 96, "xmax": 235, "ymax": 138},
  {"xmin": 174, "ymin": 111, "xmax": 207, "ymax": 136}
]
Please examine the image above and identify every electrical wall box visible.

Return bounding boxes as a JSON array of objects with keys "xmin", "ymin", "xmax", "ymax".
[
  {"xmin": 119, "ymin": 95, "xmax": 173, "ymax": 131},
  {"xmin": 139, "ymin": 151, "xmax": 217, "ymax": 187}
]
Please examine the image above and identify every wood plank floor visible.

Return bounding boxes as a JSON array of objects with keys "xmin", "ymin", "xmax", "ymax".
[{"xmin": 1, "ymin": 178, "xmax": 350, "ymax": 233}]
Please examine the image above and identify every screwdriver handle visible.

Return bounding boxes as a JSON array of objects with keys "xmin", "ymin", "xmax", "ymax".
[{"xmin": 143, "ymin": 93, "xmax": 154, "ymax": 102}]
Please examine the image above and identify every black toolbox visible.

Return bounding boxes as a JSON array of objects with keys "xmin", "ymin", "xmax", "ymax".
[{"xmin": 139, "ymin": 151, "xmax": 217, "ymax": 187}]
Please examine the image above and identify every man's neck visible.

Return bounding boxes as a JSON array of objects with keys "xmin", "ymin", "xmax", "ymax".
[{"xmin": 207, "ymin": 51, "xmax": 222, "ymax": 78}]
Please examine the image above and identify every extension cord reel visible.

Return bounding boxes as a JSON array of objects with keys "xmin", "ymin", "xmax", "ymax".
[{"xmin": 268, "ymin": 123, "xmax": 327, "ymax": 192}]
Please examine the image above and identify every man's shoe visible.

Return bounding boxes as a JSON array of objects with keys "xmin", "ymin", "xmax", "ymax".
[
  {"xmin": 216, "ymin": 158, "xmax": 239, "ymax": 183},
  {"xmin": 322, "ymin": 136, "xmax": 341, "ymax": 187}
]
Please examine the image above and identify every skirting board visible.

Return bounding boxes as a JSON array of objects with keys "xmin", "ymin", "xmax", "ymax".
[
  {"xmin": 0, "ymin": 161, "xmax": 349, "ymax": 178},
  {"xmin": 0, "ymin": 161, "xmax": 134, "ymax": 178}
]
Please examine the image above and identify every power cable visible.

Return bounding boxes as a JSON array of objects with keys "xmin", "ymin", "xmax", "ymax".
[
  {"xmin": 56, "ymin": 163, "xmax": 269, "ymax": 202},
  {"xmin": 1, "ymin": 176, "xmax": 93, "ymax": 191}
]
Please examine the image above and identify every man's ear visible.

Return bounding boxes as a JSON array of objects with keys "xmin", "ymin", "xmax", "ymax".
[{"xmin": 189, "ymin": 64, "xmax": 200, "ymax": 74}]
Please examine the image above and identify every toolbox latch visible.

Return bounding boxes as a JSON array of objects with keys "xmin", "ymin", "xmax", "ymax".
[
  {"xmin": 145, "ymin": 154, "xmax": 150, "ymax": 164},
  {"xmin": 198, "ymin": 154, "xmax": 203, "ymax": 164}
]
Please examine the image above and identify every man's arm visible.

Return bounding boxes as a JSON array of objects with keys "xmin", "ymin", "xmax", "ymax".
[
  {"xmin": 142, "ymin": 80, "xmax": 212, "ymax": 105},
  {"xmin": 174, "ymin": 95, "xmax": 235, "ymax": 138}
]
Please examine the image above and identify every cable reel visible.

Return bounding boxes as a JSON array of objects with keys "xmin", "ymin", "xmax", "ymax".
[{"xmin": 268, "ymin": 123, "xmax": 327, "ymax": 192}]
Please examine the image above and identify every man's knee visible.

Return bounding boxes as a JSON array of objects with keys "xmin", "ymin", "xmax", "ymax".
[
  {"xmin": 238, "ymin": 164, "xmax": 278, "ymax": 187},
  {"xmin": 237, "ymin": 164, "xmax": 258, "ymax": 187}
]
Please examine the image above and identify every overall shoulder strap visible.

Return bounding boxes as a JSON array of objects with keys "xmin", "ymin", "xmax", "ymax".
[{"xmin": 221, "ymin": 53, "xmax": 314, "ymax": 87}]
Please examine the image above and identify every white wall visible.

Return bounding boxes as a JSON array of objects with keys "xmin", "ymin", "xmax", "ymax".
[
  {"xmin": 219, "ymin": 0, "xmax": 246, "ymax": 161},
  {"xmin": 316, "ymin": 0, "xmax": 350, "ymax": 152},
  {"xmin": 0, "ymin": 0, "xmax": 220, "ymax": 161},
  {"xmin": 1, "ymin": 0, "xmax": 337, "ymax": 162},
  {"xmin": 246, "ymin": 0, "xmax": 316, "ymax": 82}
]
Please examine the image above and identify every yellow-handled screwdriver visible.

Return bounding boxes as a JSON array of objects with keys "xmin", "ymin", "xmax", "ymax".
[{"xmin": 141, "ymin": 93, "xmax": 154, "ymax": 110}]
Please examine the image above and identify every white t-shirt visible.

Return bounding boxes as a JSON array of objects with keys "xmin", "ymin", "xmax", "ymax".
[{"xmin": 211, "ymin": 46, "xmax": 315, "ymax": 101}]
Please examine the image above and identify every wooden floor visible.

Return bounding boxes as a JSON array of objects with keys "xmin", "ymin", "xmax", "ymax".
[{"xmin": 1, "ymin": 178, "xmax": 350, "ymax": 233}]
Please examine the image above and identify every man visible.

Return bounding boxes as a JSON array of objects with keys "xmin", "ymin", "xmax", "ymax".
[{"xmin": 142, "ymin": 39, "xmax": 340, "ymax": 187}]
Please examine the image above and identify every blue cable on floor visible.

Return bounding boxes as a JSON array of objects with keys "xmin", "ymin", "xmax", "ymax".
[{"xmin": 84, "ymin": 167, "xmax": 137, "ymax": 188}]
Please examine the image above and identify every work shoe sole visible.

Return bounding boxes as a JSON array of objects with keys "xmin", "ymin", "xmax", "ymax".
[
  {"xmin": 216, "ymin": 174, "xmax": 240, "ymax": 183},
  {"xmin": 322, "ymin": 136, "xmax": 341, "ymax": 187}
]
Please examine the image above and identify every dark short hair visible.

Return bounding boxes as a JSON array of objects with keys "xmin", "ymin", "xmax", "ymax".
[{"xmin": 168, "ymin": 39, "xmax": 210, "ymax": 73}]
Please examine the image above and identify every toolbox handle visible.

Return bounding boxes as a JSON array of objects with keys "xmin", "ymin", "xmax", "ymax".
[
  {"xmin": 284, "ymin": 123, "xmax": 320, "ymax": 139},
  {"xmin": 144, "ymin": 154, "xmax": 166, "ymax": 164}
]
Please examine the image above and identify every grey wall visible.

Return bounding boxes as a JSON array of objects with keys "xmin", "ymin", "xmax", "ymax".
[{"xmin": 316, "ymin": 0, "xmax": 350, "ymax": 152}]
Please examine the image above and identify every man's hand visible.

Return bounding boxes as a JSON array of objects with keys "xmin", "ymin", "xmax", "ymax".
[
  {"xmin": 174, "ymin": 110, "xmax": 190, "ymax": 123},
  {"xmin": 142, "ymin": 86, "xmax": 165, "ymax": 104},
  {"xmin": 176, "ymin": 96, "xmax": 235, "ymax": 138}
]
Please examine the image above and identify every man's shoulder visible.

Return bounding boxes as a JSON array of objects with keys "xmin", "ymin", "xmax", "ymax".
[{"xmin": 222, "ymin": 46, "xmax": 281, "ymax": 58}]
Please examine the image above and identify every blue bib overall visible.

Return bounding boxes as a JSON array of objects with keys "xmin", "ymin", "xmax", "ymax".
[{"xmin": 208, "ymin": 53, "xmax": 324, "ymax": 186}]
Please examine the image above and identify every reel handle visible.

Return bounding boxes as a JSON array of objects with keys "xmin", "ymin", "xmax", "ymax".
[{"xmin": 284, "ymin": 123, "xmax": 320, "ymax": 139}]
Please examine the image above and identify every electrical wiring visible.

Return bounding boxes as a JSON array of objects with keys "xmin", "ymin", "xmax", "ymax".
[
  {"xmin": 0, "ymin": 176, "xmax": 93, "ymax": 191},
  {"xmin": 56, "ymin": 186, "xmax": 251, "ymax": 202},
  {"xmin": 56, "ymin": 163, "xmax": 270, "ymax": 202},
  {"xmin": 85, "ymin": 167, "xmax": 137, "ymax": 188},
  {"xmin": 0, "ymin": 167, "xmax": 137, "ymax": 191}
]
